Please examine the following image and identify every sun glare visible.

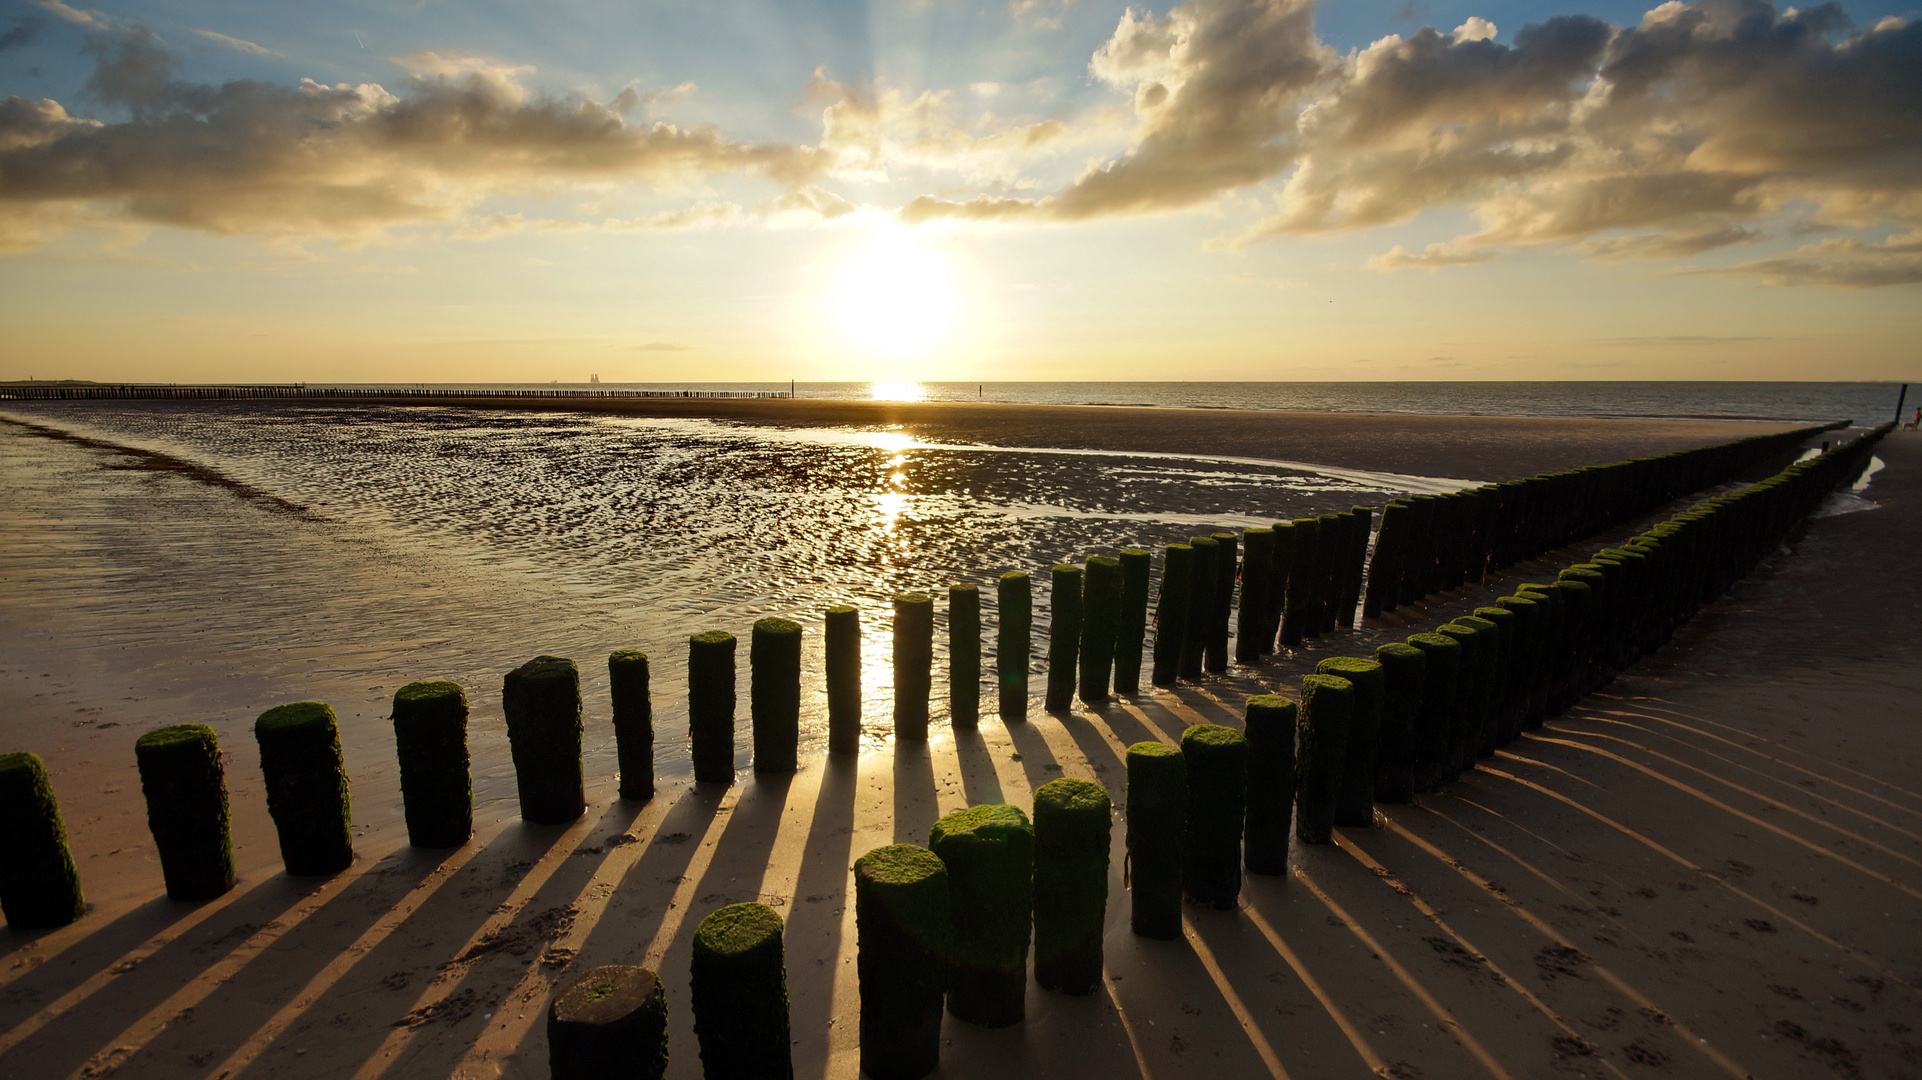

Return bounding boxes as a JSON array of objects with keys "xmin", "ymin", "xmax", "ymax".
[{"xmin": 830, "ymin": 232, "xmax": 961, "ymax": 361}]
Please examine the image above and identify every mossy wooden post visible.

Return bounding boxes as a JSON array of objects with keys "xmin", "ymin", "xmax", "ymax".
[
  {"xmin": 1151, "ymin": 543, "xmax": 1193, "ymax": 686},
  {"xmin": 1045, "ymin": 565, "xmax": 1083, "ymax": 711},
  {"xmin": 855, "ymin": 844, "xmax": 951, "ymax": 1080},
  {"xmin": 1450, "ymin": 615, "xmax": 1502, "ymax": 759},
  {"xmin": 1033, "ymin": 778, "xmax": 1111, "ymax": 995},
  {"xmin": 1295, "ymin": 674, "xmax": 1353, "ymax": 844},
  {"xmin": 1339, "ymin": 507, "xmax": 1372, "ymax": 628},
  {"xmin": 1315, "ymin": 513, "xmax": 1346, "ymax": 634},
  {"xmin": 689, "ymin": 630, "xmax": 738, "ymax": 785},
  {"xmin": 1373, "ymin": 643, "xmax": 1424, "ymax": 805},
  {"xmin": 135, "ymin": 725, "xmax": 235, "ymax": 900},
  {"xmin": 1318, "ymin": 658, "xmax": 1384, "ymax": 828},
  {"xmin": 826, "ymin": 606, "xmax": 862, "ymax": 753},
  {"xmin": 1472, "ymin": 606, "xmax": 1521, "ymax": 745},
  {"xmin": 1206, "ymin": 530, "xmax": 1237, "ymax": 672},
  {"xmin": 547, "ymin": 965, "xmax": 669, "ymax": 1080},
  {"xmin": 390, "ymin": 682, "xmax": 471, "ymax": 847},
  {"xmin": 691, "ymin": 902, "xmax": 793, "ymax": 1080},
  {"xmin": 1182, "ymin": 537, "xmax": 1218, "ymax": 679},
  {"xmin": 1236, "ymin": 529, "xmax": 1275, "ymax": 662},
  {"xmin": 928, "ymin": 805, "xmax": 1033, "ymax": 1027},
  {"xmin": 0, "ymin": 752, "xmax": 84, "ymax": 928},
  {"xmin": 609, "ymin": 652, "xmax": 656, "ymax": 800},
  {"xmin": 1268, "ymin": 520, "xmax": 1297, "ymax": 649},
  {"xmin": 1114, "ymin": 548, "xmax": 1152, "ymax": 693},
  {"xmin": 752, "ymin": 618, "xmax": 803, "ymax": 774},
  {"xmin": 996, "ymin": 572, "xmax": 1032, "ymax": 719},
  {"xmin": 1124, "ymin": 742, "xmax": 1185, "ymax": 939},
  {"xmin": 1432, "ymin": 624, "xmax": 1483, "ymax": 779},
  {"xmin": 255, "ymin": 701, "xmax": 353, "ymax": 876},
  {"xmin": 894, "ymin": 593, "xmax": 934, "ymax": 739},
  {"xmin": 1243, "ymin": 696, "xmax": 1297, "ymax": 875},
  {"xmin": 503, "ymin": 656, "xmax": 585, "ymax": 824},
  {"xmin": 1282, "ymin": 517, "xmax": 1319, "ymax": 645},
  {"xmin": 1078, "ymin": 557, "xmax": 1121, "ymax": 706},
  {"xmin": 1495, "ymin": 595, "xmax": 1548, "ymax": 727},
  {"xmin": 1364, "ymin": 501, "xmax": 1410, "ymax": 619},
  {"xmin": 950, "ymin": 586, "xmax": 981, "ymax": 728}
]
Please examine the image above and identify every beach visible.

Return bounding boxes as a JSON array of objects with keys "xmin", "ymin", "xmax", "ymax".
[{"xmin": 0, "ymin": 400, "xmax": 1915, "ymax": 1080}]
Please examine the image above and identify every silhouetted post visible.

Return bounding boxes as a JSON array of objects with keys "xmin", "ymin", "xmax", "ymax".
[
  {"xmin": 929, "ymin": 805, "xmax": 1034, "ymax": 1027},
  {"xmin": 1045, "ymin": 565, "xmax": 1083, "ymax": 711},
  {"xmin": 1236, "ymin": 528, "xmax": 1275, "ymax": 662},
  {"xmin": 1033, "ymin": 778, "xmax": 1111, "ymax": 995},
  {"xmin": 390, "ymin": 682, "xmax": 472, "ymax": 846},
  {"xmin": 1294, "ymin": 675, "xmax": 1353, "ymax": 844},
  {"xmin": 503, "ymin": 656, "xmax": 586, "ymax": 825},
  {"xmin": 690, "ymin": 903, "xmax": 792, "ymax": 1080},
  {"xmin": 827, "ymin": 606, "xmax": 861, "ymax": 753},
  {"xmin": 1113, "ymin": 548, "xmax": 1152, "ymax": 693},
  {"xmin": 609, "ymin": 653, "xmax": 655, "ymax": 800},
  {"xmin": 1206, "ymin": 530, "xmax": 1237, "ymax": 672},
  {"xmin": 855, "ymin": 844, "xmax": 951, "ymax": 1080},
  {"xmin": 1151, "ymin": 543, "xmax": 1193, "ymax": 686},
  {"xmin": 894, "ymin": 593, "xmax": 934, "ymax": 739},
  {"xmin": 547, "ymin": 965, "xmax": 669, "ymax": 1080},
  {"xmin": 255, "ymin": 701, "xmax": 354, "ymax": 875},
  {"xmin": 1181, "ymin": 724, "xmax": 1248, "ymax": 908},
  {"xmin": 1182, "ymin": 537, "xmax": 1218, "ymax": 678},
  {"xmin": 1318, "ymin": 657, "xmax": 1384, "ymax": 829},
  {"xmin": 1404, "ymin": 632, "xmax": 1461, "ymax": 792},
  {"xmin": 1078, "ymin": 556, "xmax": 1121, "ymax": 706},
  {"xmin": 751, "ymin": 617, "xmax": 802, "ymax": 774},
  {"xmin": 1125, "ymin": 742, "xmax": 1185, "ymax": 939},
  {"xmin": 1243, "ymin": 695, "xmax": 1296, "ymax": 875},
  {"xmin": 950, "ymin": 585, "xmax": 981, "ymax": 728},
  {"xmin": 689, "ymin": 631, "xmax": 738, "ymax": 784},
  {"xmin": 0, "ymin": 752, "xmax": 85, "ymax": 927},
  {"xmin": 1373, "ymin": 644, "xmax": 1424, "ymax": 804},
  {"xmin": 997, "ymin": 572, "xmax": 1031, "ymax": 719}
]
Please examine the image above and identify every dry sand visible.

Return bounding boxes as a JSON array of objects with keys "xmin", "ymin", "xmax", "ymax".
[{"xmin": 1, "ymin": 404, "xmax": 1915, "ymax": 1080}]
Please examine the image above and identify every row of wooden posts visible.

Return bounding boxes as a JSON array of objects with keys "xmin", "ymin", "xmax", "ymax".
[{"xmin": 0, "ymin": 423, "xmax": 1884, "ymax": 1080}]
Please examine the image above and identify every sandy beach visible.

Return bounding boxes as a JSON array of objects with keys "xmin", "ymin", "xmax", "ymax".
[{"xmin": 1, "ymin": 402, "xmax": 1914, "ymax": 1080}]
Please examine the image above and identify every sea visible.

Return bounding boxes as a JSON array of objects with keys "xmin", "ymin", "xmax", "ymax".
[{"xmin": 0, "ymin": 381, "xmax": 1896, "ymax": 810}]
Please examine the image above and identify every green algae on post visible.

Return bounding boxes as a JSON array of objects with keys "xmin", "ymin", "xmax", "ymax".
[
  {"xmin": 1114, "ymin": 548, "xmax": 1153, "ymax": 694},
  {"xmin": 751, "ymin": 618, "xmax": 803, "ymax": 774},
  {"xmin": 1046, "ymin": 565, "xmax": 1084, "ymax": 711},
  {"xmin": 855, "ymin": 844, "xmax": 952, "ymax": 1080},
  {"xmin": 1079, "ymin": 556, "xmax": 1121, "ymax": 706},
  {"xmin": 691, "ymin": 902, "xmax": 793, "ymax": 1080},
  {"xmin": 826, "ymin": 606, "xmax": 862, "ymax": 753},
  {"xmin": 1372, "ymin": 644, "xmax": 1424, "ymax": 804},
  {"xmin": 1124, "ymin": 742, "xmax": 1186, "ymax": 939},
  {"xmin": 547, "ymin": 965, "xmax": 669, "ymax": 1080},
  {"xmin": 894, "ymin": 593, "xmax": 934, "ymax": 739},
  {"xmin": 1283, "ymin": 517, "xmax": 1319, "ymax": 645},
  {"xmin": 1182, "ymin": 724, "xmax": 1249, "ymax": 907},
  {"xmin": 1243, "ymin": 695, "xmax": 1297, "ymax": 876},
  {"xmin": 503, "ymin": 655, "xmax": 586, "ymax": 824},
  {"xmin": 0, "ymin": 751, "xmax": 84, "ymax": 928},
  {"xmin": 1033, "ymin": 778, "xmax": 1112, "ymax": 995},
  {"xmin": 950, "ymin": 585, "xmax": 982, "ymax": 729},
  {"xmin": 608, "ymin": 652, "xmax": 655, "ymax": 800},
  {"xmin": 390, "ymin": 682, "xmax": 471, "ymax": 847},
  {"xmin": 254, "ymin": 701, "xmax": 353, "ymax": 876},
  {"xmin": 1236, "ymin": 529, "xmax": 1276, "ymax": 662},
  {"xmin": 1404, "ymin": 633, "xmax": 1461, "ymax": 793},
  {"xmin": 1183, "ymin": 537, "xmax": 1218, "ymax": 679},
  {"xmin": 1318, "ymin": 657, "xmax": 1385, "ymax": 828},
  {"xmin": 689, "ymin": 630, "xmax": 739, "ymax": 785},
  {"xmin": 1207, "ymin": 531, "xmax": 1237, "ymax": 672},
  {"xmin": 997, "ymin": 572, "xmax": 1032, "ymax": 719},
  {"xmin": 1295, "ymin": 674, "xmax": 1353, "ymax": 844},
  {"xmin": 929, "ymin": 804, "xmax": 1034, "ymax": 1027},
  {"xmin": 1151, "ymin": 543, "xmax": 1194, "ymax": 686},
  {"xmin": 135, "ymin": 724, "xmax": 236, "ymax": 900}
]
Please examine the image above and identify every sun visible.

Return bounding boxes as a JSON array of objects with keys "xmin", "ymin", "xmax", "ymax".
[{"xmin": 829, "ymin": 231, "xmax": 961, "ymax": 360}]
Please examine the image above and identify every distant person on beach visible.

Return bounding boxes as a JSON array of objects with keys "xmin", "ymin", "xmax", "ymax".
[{"xmin": 1907, "ymin": 407, "xmax": 1920, "ymax": 431}]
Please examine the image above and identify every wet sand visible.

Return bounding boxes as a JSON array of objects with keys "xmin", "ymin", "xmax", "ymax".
[{"xmin": 0, "ymin": 406, "xmax": 1914, "ymax": 1080}]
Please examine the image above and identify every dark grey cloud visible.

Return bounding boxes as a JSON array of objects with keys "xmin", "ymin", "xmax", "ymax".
[{"xmin": 0, "ymin": 20, "xmax": 41, "ymax": 52}]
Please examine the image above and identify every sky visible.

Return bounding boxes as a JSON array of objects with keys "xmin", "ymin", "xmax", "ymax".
[{"xmin": 0, "ymin": 0, "xmax": 1917, "ymax": 384}]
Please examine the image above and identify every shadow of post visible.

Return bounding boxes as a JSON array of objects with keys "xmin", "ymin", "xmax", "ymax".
[
  {"xmin": 892, "ymin": 740, "xmax": 938, "ymax": 844},
  {"xmin": 785, "ymin": 753, "xmax": 860, "ymax": 1078},
  {"xmin": 953, "ymin": 727, "xmax": 1005, "ymax": 807}
]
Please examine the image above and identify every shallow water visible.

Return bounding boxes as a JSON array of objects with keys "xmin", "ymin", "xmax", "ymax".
[{"xmin": 0, "ymin": 401, "xmax": 1462, "ymax": 790}]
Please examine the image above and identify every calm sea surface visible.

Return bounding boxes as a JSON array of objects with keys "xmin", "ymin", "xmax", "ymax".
[{"xmin": 322, "ymin": 380, "xmax": 1900, "ymax": 423}]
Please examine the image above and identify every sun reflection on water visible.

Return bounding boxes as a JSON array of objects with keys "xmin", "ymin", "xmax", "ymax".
[{"xmin": 870, "ymin": 381, "xmax": 928, "ymax": 402}]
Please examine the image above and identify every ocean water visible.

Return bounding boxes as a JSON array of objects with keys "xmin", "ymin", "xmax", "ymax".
[{"xmin": 319, "ymin": 380, "xmax": 1903, "ymax": 423}]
